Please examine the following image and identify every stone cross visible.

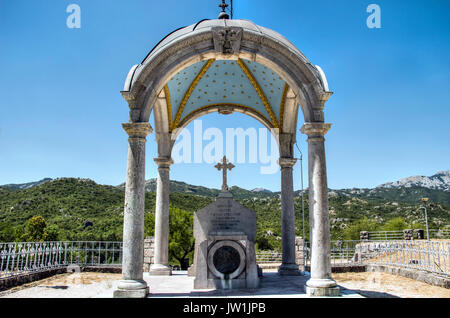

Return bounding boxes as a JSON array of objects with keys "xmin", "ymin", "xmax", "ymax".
[{"xmin": 215, "ymin": 156, "xmax": 235, "ymax": 192}]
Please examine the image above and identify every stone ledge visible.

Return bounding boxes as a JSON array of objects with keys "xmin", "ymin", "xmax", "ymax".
[
  {"xmin": 366, "ymin": 264, "xmax": 450, "ymax": 289},
  {"xmin": 0, "ymin": 266, "xmax": 122, "ymax": 292},
  {"xmin": 305, "ymin": 264, "xmax": 367, "ymax": 273}
]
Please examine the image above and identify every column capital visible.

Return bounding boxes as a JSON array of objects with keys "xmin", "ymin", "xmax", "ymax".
[
  {"xmin": 278, "ymin": 157, "xmax": 297, "ymax": 168},
  {"xmin": 154, "ymin": 157, "xmax": 174, "ymax": 168},
  {"xmin": 122, "ymin": 122, "xmax": 153, "ymax": 138},
  {"xmin": 300, "ymin": 123, "xmax": 332, "ymax": 139}
]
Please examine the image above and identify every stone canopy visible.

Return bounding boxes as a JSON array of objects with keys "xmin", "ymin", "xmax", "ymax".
[
  {"xmin": 121, "ymin": 19, "xmax": 332, "ymax": 142},
  {"xmin": 115, "ymin": 15, "xmax": 338, "ymax": 298}
]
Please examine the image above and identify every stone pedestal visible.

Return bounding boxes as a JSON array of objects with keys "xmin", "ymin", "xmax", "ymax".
[
  {"xmin": 114, "ymin": 122, "xmax": 152, "ymax": 298},
  {"xmin": 295, "ymin": 236, "xmax": 305, "ymax": 271},
  {"xmin": 143, "ymin": 237, "xmax": 155, "ymax": 272},
  {"xmin": 192, "ymin": 193, "xmax": 259, "ymax": 289},
  {"xmin": 301, "ymin": 122, "xmax": 339, "ymax": 297}
]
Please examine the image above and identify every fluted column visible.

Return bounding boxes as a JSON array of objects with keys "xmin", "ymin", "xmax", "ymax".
[
  {"xmin": 278, "ymin": 157, "xmax": 302, "ymax": 276},
  {"xmin": 114, "ymin": 122, "xmax": 152, "ymax": 298},
  {"xmin": 149, "ymin": 157, "xmax": 173, "ymax": 276},
  {"xmin": 301, "ymin": 122, "xmax": 339, "ymax": 297}
]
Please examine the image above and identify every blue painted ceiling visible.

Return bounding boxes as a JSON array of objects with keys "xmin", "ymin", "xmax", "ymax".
[{"xmin": 165, "ymin": 58, "xmax": 288, "ymax": 131}]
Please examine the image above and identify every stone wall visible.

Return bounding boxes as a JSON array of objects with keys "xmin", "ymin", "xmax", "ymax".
[
  {"xmin": 295, "ymin": 236, "xmax": 305, "ymax": 270},
  {"xmin": 366, "ymin": 264, "xmax": 450, "ymax": 289},
  {"xmin": 143, "ymin": 237, "xmax": 155, "ymax": 272}
]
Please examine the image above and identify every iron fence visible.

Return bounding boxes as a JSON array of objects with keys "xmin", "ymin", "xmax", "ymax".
[
  {"xmin": 304, "ymin": 240, "xmax": 363, "ymax": 266},
  {"xmin": 365, "ymin": 231, "xmax": 405, "ymax": 241},
  {"xmin": 302, "ymin": 240, "xmax": 450, "ymax": 277},
  {"xmin": 255, "ymin": 250, "xmax": 282, "ymax": 263},
  {"xmin": 1, "ymin": 239, "xmax": 448, "ymax": 280},
  {"xmin": 356, "ymin": 240, "xmax": 450, "ymax": 277},
  {"xmin": 0, "ymin": 241, "xmax": 122, "ymax": 279},
  {"xmin": 365, "ymin": 228, "xmax": 450, "ymax": 241}
]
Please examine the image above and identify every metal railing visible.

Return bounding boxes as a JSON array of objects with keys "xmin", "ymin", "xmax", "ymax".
[
  {"xmin": 365, "ymin": 228, "xmax": 450, "ymax": 241},
  {"xmin": 302, "ymin": 239, "xmax": 450, "ymax": 277},
  {"xmin": 255, "ymin": 251, "xmax": 282, "ymax": 263},
  {"xmin": 365, "ymin": 231, "xmax": 405, "ymax": 241},
  {"xmin": 0, "ymin": 241, "xmax": 122, "ymax": 279},
  {"xmin": 355, "ymin": 240, "xmax": 450, "ymax": 277},
  {"xmin": 2, "ymin": 239, "xmax": 448, "ymax": 280},
  {"xmin": 304, "ymin": 240, "xmax": 363, "ymax": 266}
]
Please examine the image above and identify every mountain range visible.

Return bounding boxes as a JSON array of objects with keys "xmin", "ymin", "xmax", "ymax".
[
  {"xmin": 377, "ymin": 171, "xmax": 450, "ymax": 191},
  {"xmin": 1, "ymin": 172, "xmax": 449, "ymax": 243},
  {"xmin": 2, "ymin": 171, "xmax": 450, "ymax": 204}
]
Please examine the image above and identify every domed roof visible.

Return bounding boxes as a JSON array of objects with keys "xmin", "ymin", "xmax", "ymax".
[
  {"xmin": 141, "ymin": 19, "xmax": 307, "ymax": 66},
  {"xmin": 122, "ymin": 18, "xmax": 331, "ymax": 126}
]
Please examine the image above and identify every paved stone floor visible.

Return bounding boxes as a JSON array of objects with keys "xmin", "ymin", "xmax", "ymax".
[
  {"xmin": 140, "ymin": 271, "xmax": 363, "ymax": 298},
  {"xmin": 96, "ymin": 271, "xmax": 362, "ymax": 298},
  {"xmin": 1, "ymin": 271, "xmax": 364, "ymax": 298}
]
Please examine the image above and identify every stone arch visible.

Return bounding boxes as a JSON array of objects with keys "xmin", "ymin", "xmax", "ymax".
[{"xmin": 122, "ymin": 20, "xmax": 332, "ymax": 131}]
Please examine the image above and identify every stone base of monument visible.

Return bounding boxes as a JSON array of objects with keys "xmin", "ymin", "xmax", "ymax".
[
  {"xmin": 149, "ymin": 264, "xmax": 172, "ymax": 276},
  {"xmin": 306, "ymin": 278, "xmax": 340, "ymax": 297},
  {"xmin": 306, "ymin": 286, "xmax": 340, "ymax": 297},
  {"xmin": 192, "ymin": 189, "xmax": 260, "ymax": 290},
  {"xmin": 277, "ymin": 263, "xmax": 303, "ymax": 276},
  {"xmin": 113, "ymin": 280, "xmax": 149, "ymax": 298},
  {"xmin": 113, "ymin": 287, "xmax": 149, "ymax": 298},
  {"xmin": 193, "ymin": 234, "xmax": 259, "ymax": 290}
]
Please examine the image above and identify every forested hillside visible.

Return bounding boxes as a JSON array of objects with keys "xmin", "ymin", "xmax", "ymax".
[{"xmin": 1, "ymin": 177, "xmax": 449, "ymax": 263}]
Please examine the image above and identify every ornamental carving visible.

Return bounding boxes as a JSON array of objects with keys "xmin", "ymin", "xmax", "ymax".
[
  {"xmin": 212, "ymin": 27, "xmax": 243, "ymax": 55},
  {"xmin": 122, "ymin": 122, "xmax": 153, "ymax": 138}
]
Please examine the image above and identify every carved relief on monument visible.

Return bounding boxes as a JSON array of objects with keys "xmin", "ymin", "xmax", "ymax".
[{"xmin": 212, "ymin": 27, "xmax": 243, "ymax": 57}]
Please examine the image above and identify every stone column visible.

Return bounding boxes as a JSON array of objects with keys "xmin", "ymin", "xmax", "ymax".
[
  {"xmin": 301, "ymin": 122, "xmax": 339, "ymax": 297},
  {"xmin": 114, "ymin": 122, "xmax": 152, "ymax": 298},
  {"xmin": 149, "ymin": 157, "xmax": 173, "ymax": 276},
  {"xmin": 278, "ymin": 157, "xmax": 302, "ymax": 276}
]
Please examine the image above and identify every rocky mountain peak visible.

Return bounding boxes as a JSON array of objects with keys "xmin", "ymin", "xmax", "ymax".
[{"xmin": 377, "ymin": 171, "xmax": 450, "ymax": 192}]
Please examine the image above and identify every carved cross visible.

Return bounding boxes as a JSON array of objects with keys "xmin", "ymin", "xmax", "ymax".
[
  {"xmin": 215, "ymin": 156, "xmax": 235, "ymax": 192},
  {"xmin": 219, "ymin": 0, "xmax": 229, "ymax": 12}
]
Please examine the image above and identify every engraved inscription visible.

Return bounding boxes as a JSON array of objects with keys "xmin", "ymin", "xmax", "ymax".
[{"xmin": 211, "ymin": 203, "xmax": 242, "ymax": 231}]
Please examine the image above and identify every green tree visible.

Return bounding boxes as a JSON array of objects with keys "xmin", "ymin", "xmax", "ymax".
[
  {"xmin": 255, "ymin": 236, "xmax": 272, "ymax": 250},
  {"xmin": 168, "ymin": 207, "xmax": 195, "ymax": 268},
  {"xmin": 382, "ymin": 217, "xmax": 407, "ymax": 231},
  {"xmin": 342, "ymin": 217, "xmax": 379, "ymax": 240},
  {"xmin": 24, "ymin": 215, "xmax": 47, "ymax": 241},
  {"xmin": 0, "ymin": 222, "xmax": 15, "ymax": 242},
  {"xmin": 144, "ymin": 207, "xmax": 195, "ymax": 267},
  {"xmin": 45, "ymin": 224, "xmax": 60, "ymax": 241}
]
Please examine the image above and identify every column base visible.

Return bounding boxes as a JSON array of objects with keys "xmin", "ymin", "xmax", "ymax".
[
  {"xmin": 306, "ymin": 286, "xmax": 340, "ymax": 297},
  {"xmin": 113, "ymin": 280, "xmax": 149, "ymax": 298},
  {"xmin": 149, "ymin": 264, "xmax": 172, "ymax": 276},
  {"xmin": 278, "ymin": 263, "xmax": 303, "ymax": 276},
  {"xmin": 114, "ymin": 287, "xmax": 149, "ymax": 298},
  {"xmin": 306, "ymin": 278, "xmax": 339, "ymax": 296}
]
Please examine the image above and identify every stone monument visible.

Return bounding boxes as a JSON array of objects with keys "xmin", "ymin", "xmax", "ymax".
[{"xmin": 191, "ymin": 156, "xmax": 260, "ymax": 289}]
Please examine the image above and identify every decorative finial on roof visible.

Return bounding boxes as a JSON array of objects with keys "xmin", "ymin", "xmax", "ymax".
[{"xmin": 218, "ymin": 0, "xmax": 230, "ymax": 19}]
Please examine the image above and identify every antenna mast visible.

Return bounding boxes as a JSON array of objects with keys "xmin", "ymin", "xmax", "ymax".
[{"xmin": 231, "ymin": 0, "xmax": 233, "ymax": 19}]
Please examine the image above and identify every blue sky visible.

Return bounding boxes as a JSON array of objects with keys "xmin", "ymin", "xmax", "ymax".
[{"xmin": 0, "ymin": 0, "xmax": 449, "ymax": 191}]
